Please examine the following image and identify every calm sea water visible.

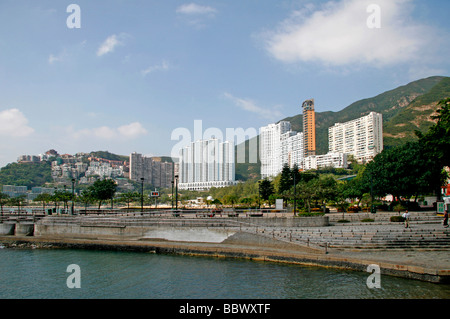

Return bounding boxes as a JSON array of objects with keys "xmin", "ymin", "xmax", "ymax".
[{"xmin": 0, "ymin": 248, "xmax": 449, "ymax": 299}]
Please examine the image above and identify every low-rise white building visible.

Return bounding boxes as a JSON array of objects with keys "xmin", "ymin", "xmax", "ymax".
[{"xmin": 303, "ymin": 152, "xmax": 348, "ymax": 170}]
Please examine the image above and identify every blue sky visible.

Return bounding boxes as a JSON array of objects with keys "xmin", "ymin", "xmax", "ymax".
[{"xmin": 0, "ymin": 0, "xmax": 449, "ymax": 167}]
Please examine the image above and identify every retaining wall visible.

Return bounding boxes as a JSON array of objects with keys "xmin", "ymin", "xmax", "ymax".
[
  {"xmin": 33, "ymin": 215, "xmax": 328, "ymax": 243},
  {"xmin": 0, "ymin": 222, "xmax": 34, "ymax": 236}
]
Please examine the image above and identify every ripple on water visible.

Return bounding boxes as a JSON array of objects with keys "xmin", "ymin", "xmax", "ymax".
[{"xmin": 0, "ymin": 249, "xmax": 449, "ymax": 299}]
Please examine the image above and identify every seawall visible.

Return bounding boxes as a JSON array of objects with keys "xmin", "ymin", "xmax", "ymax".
[{"xmin": 1, "ymin": 215, "xmax": 449, "ymax": 284}]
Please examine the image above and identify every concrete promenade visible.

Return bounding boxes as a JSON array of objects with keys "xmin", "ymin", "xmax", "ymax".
[{"xmin": 0, "ymin": 210, "xmax": 449, "ymax": 283}]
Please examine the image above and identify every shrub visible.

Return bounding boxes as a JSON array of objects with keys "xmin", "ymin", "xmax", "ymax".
[
  {"xmin": 361, "ymin": 218, "xmax": 375, "ymax": 222},
  {"xmin": 337, "ymin": 219, "xmax": 350, "ymax": 223},
  {"xmin": 347, "ymin": 206, "xmax": 360, "ymax": 213},
  {"xmin": 376, "ymin": 204, "xmax": 389, "ymax": 211},
  {"xmin": 390, "ymin": 216, "xmax": 406, "ymax": 222}
]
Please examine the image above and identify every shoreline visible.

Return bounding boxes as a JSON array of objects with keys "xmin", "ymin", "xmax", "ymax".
[{"xmin": 1, "ymin": 234, "xmax": 449, "ymax": 284}]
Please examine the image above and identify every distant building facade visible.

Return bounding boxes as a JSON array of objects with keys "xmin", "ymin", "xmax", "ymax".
[
  {"xmin": 178, "ymin": 138, "xmax": 236, "ymax": 190},
  {"xmin": 129, "ymin": 152, "xmax": 174, "ymax": 189},
  {"xmin": 303, "ymin": 152, "xmax": 348, "ymax": 170},
  {"xmin": 328, "ymin": 112, "xmax": 383, "ymax": 163},
  {"xmin": 260, "ymin": 121, "xmax": 291, "ymax": 179}
]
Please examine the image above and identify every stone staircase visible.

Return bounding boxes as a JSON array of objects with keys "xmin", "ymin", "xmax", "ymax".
[
  {"xmin": 327, "ymin": 211, "xmax": 442, "ymax": 224},
  {"xmin": 33, "ymin": 214, "xmax": 450, "ymax": 251},
  {"xmin": 260, "ymin": 224, "xmax": 450, "ymax": 251}
]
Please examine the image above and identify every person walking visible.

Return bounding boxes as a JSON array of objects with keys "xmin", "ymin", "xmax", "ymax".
[
  {"xmin": 443, "ymin": 210, "xmax": 449, "ymax": 228},
  {"xmin": 403, "ymin": 210, "xmax": 410, "ymax": 228}
]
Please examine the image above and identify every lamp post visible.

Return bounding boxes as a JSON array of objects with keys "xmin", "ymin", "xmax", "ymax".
[
  {"xmin": 171, "ymin": 180, "xmax": 174, "ymax": 210},
  {"xmin": 258, "ymin": 180, "xmax": 261, "ymax": 211},
  {"xmin": 71, "ymin": 178, "xmax": 75, "ymax": 215},
  {"xmin": 175, "ymin": 175, "xmax": 179, "ymax": 211},
  {"xmin": 140, "ymin": 177, "xmax": 144, "ymax": 213},
  {"xmin": 293, "ymin": 173, "xmax": 297, "ymax": 216},
  {"xmin": 63, "ymin": 184, "xmax": 67, "ymax": 213}
]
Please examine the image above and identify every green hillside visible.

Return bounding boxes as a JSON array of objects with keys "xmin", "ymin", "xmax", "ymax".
[
  {"xmin": 89, "ymin": 151, "xmax": 129, "ymax": 162},
  {"xmin": 235, "ymin": 135, "xmax": 260, "ymax": 181},
  {"xmin": 282, "ymin": 76, "xmax": 448, "ymax": 154},
  {"xmin": 0, "ymin": 161, "xmax": 52, "ymax": 189},
  {"xmin": 383, "ymin": 77, "xmax": 450, "ymax": 147}
]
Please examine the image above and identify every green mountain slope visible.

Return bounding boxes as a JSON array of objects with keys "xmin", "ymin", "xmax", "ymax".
[
  {"xmin": 0, "ymin": 161, "xmax": 53, "ymax": 189},
  {"xmin": 89, "ymin": 151, "xmax": 129, "ymax": 162},
  {"xmin": 383, "ymin": 77, "xmax": 450, "ymax": 147},
  {"xmin": 282, "ymin": 76, "xmax": 448, "ymax": 154}
]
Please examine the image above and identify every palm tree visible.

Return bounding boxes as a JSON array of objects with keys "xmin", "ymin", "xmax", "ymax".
[
  {"xmin": 9, "ymin": 194, "xmax": 27, "ymax": 216},
  {"xmin": 0, "ymin": 192, "xmax": 10, "ymax": 217},
  {"xmin": 77, "ymin": 189, "xmax": 95, "ymax": 214},
  {"xmin": 33, "ymin": 193, "xmax": 52, "ymax": 214}
]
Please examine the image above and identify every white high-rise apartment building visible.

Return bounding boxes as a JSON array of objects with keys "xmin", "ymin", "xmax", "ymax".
[
  {"xmin": 328, "ymin": 112, "xmax": 383, "ymax": 163},
  {"xmin": 281, "ymin": 131, "xmax": 304, "ymax": 170},
  {"xmin": 259, "ymin": 121, "xmax": 291, "ymax": 179},
  {"xmin": 178, "ymin": 138, "xmax": 236, "ymax": 190}
]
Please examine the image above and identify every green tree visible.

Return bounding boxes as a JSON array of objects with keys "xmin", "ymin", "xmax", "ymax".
[
  {"xmin": 117, "ymin": 191, "xmax": 140, "ymax": 209},
  {"xmin": 222, "ymin": 194, "xmax": 239, "ymax": 207},
  {"xmin": 315, "ymin": 174, "xmax": 338, "ymax": 211},
  {"xmin": 33, "ymin": 193, "xmax": 52, "ymax": 213},
  {"xmin": 416, "ymin": 98, "xmax": 450, "ymax": 200},
  {"xmin": 89, "ymin": 179, "xmax": 118, "ymax": 209},
  {"xmin": 361, "ymin": 141, "xmax": 445, "ymax": 201},
  {"xmin": 259, "ymin": 178, "xmax": 274, "ymax": 201},
  {"xmin": 278, "ymin": 164, "xmax": 292, "ymax": 194},
  {"xmin": 54, "ymin": 190, "xmax": 73, "ymax": 212},
  {"xmin": 297, "ymin": 179, "xmax": 316, "ymax": 213},
  {"xmin": 8, "ymin": 194, "xmax": 27, "ymax": 215},
  {"xmin": 77, "ymin": 189, "xmax": 95, "ymax": 213}
]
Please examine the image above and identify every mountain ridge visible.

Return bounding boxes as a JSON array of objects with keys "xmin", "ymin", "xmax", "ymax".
[{"xmin": 236, "ymin": 75, "xmax": 450, "ymax": 180}]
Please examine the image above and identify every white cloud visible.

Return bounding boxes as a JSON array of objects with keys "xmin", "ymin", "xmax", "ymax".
[
  {"xmin": 0, "ymin": 108, "xmax": 34, "ymax": 137},
  {"xmin": 176, "ymin": 3, "xmax": 218, "ymax": 28},
  {"xmin": 70, "ymin": 122, "xmax": 147, "ymax": 140},
  {"xmin": 97, "ymin": 34, "xmax": 128, "ymax": 57},
  {"xmin": 223, "ymin": 93, "xmax": 283, "ymax": 120},
  {"xmin": 141, "ymin": 60, "xmax": 171, "ymax": 76},
  {"xmin": 48, "ymin": 54, "xmax": 62, "ymax": 64},
  {"xmin": 176, "ymin": 3, "xmax": 217, "ymax": 15},
  {"xmin": 117, "ymin": 122, "xmax": 148, "ymax": 139},
  {"xmin": 263, "ymin": 0, "xmax": 437, "ymax": 68}
]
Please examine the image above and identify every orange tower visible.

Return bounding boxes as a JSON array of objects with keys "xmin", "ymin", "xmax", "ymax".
[{"xmin": 302, "ymin": 99, "xmax": 316, "ymax": 157}]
